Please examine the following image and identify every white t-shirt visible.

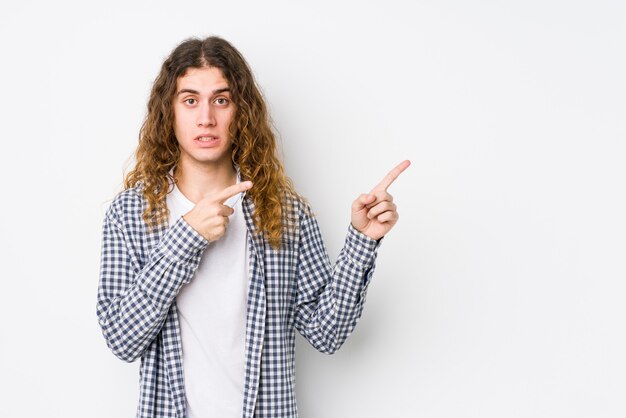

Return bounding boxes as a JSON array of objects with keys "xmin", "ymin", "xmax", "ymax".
[{"xmin": 166, "ymin": 174, "xmax": 249, "ymax": 418}]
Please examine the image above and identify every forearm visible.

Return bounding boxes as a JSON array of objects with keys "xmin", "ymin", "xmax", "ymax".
[
  {"xmin": 96, "ymin": 215, "xmax": 207, "ymax": 362},
  {"xmin": 296, "ymin": 223, "xmax": 381, "ymax": 354}
]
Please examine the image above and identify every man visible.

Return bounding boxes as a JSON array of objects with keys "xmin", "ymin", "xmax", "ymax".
[{"xmin": 97, "ymin": 36, "xmax": 409, "ymax": 418}]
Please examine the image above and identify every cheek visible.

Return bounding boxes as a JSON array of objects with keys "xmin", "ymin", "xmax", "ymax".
[
  {"xmin": 172, "ymin": 121, "xmax": 183, "ymax": 142},
  {"xmin": 222, "ymin": 109, "xmax": 235, "ymax": 130},
  {"xmin": 173, "ymin": 109, "xmax": 189, "ymax": 140}
]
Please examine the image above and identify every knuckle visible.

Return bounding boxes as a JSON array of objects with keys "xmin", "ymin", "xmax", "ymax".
[{"xmin": 208, "ymin": 205, "xmax": 219, "ymax": 216}]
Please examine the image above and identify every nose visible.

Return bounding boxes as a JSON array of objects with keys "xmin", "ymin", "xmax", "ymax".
[{"xmin": 197, "ymin": 101, "xmax": 216, "ymax": 127}]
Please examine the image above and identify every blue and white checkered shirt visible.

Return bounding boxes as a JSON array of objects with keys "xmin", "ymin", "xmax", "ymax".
[{"xmin": 97, "ymin": 183, "xmax": 382, "ymax": 417}]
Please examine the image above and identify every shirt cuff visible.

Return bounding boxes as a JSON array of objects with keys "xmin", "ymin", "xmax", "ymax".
[
  {"xmin": 159, "ymin": 217, "xmax": 209, "ymax": 265},
  {"xmin": 343, "ymin": 223, "xmax": 383, "ymax": 269}
]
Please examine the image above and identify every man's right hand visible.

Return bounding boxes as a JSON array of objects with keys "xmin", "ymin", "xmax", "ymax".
[{"xmin": 182, "ymin": 181, "xmax": 253, "ymax": 242}]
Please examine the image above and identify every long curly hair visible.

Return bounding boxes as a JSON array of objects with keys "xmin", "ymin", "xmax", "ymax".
[{"xmin": 123, "ymin": 36, "xmax": 307, "ymax": 249}]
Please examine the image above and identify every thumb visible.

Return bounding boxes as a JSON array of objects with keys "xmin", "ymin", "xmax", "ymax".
[{"xmin": 352, "ymin": 193, "xmax": 376, "ymax": 213}]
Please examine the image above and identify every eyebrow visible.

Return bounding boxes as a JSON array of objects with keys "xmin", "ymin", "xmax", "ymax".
[{"xmin": 176, "ymin": 87, "xmax": 231, "ymax": 96}]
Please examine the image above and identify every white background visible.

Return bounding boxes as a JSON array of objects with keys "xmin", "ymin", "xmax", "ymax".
[{"xmin": 0, "ymin": 1, "xmax": 625, "ymax": 417}]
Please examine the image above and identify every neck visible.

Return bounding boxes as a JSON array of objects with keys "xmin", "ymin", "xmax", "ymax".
[{"xmin": 173, "ymin": 158, "xmax": 237, "ymax": 204}]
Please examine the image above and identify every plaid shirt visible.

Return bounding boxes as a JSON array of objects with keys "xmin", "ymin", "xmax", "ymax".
[{"xmin": 97, "ymin": 183, "xmax": 382, "ymax": 418}]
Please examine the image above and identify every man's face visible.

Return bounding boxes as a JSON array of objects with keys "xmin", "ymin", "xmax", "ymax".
[{"xmin": 173, "ymin": 66, "xmax": 235, "ymax": 169}]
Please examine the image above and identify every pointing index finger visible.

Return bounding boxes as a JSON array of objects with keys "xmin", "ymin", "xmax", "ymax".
[
  {"xmin": 216, "ymin": 181, "xmax": 253, "ymax": 204},
  {"xmin": 370, "ymin": 160, "xmax": 411, "ymax": 193}
]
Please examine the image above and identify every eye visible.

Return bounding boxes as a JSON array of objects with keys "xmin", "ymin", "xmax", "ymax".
[
  {"xmin": 184, "ymin": 98, "xmax": 197, "ymax": 105},
  {"xmin": 214, "ymin": 97, "xmax": 229, "ymax": 105}
]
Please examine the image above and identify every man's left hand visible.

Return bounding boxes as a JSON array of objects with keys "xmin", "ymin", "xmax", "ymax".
[{"xmin": 351, "ymin": 160, "xmax": 410, "ymax": 241}]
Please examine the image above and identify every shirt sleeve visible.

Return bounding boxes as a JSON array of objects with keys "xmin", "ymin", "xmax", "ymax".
[
  {"xmin": 96, "ymin": 203, "xmax": 208, "ymax": 362},
  {"xmin": 294, "ymin": 208, "xmax": 383, "ymax": 354}
]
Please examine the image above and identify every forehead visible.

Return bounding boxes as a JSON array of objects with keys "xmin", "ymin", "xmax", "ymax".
[{"xmin": 176, "ymin": 66, "xmax": 229, "ymax": 91}]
